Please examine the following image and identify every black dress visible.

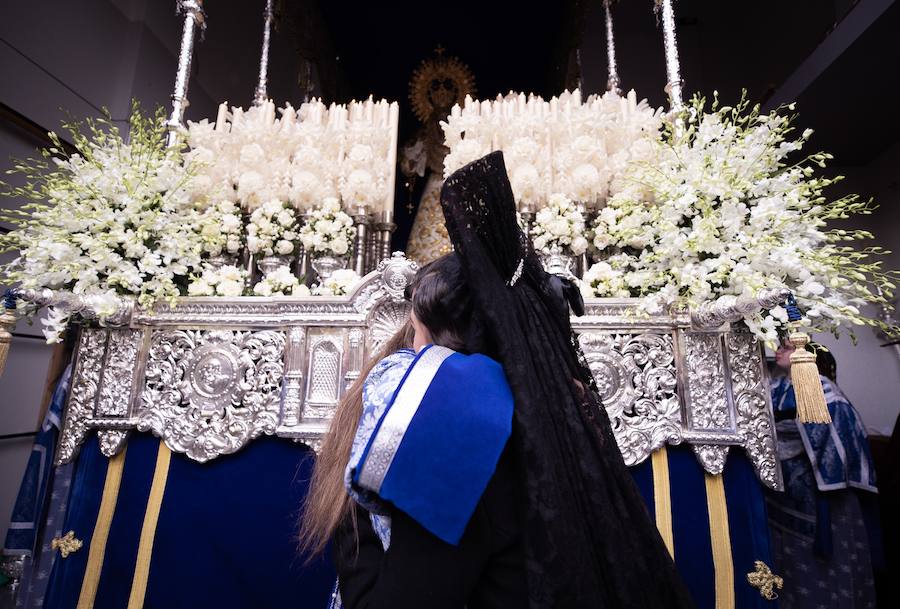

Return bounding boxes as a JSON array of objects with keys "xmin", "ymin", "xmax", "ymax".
[{"xmin": 333, "ymin": 448, "xmax": 527, "ymax": 609}]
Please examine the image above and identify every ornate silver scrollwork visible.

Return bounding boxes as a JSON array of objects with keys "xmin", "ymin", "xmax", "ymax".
[
  {"xmin": 136, "ymin": 329, "xmax": 286, "ymax": 462},
  {"xmin": 692, "ymin": 444, "xmax": 730, "ymax": 475},
  {"xmin": 681, "ymin": 331, "xmax": 735, "ymax": 434},
  {"xmin": 57, "ymin": 329, "xmax": 108, "ymax": 464},
  {"xmin": 726, "ymin": 331, "xmax": 783, "ymax": 490},
  {"xmin": 44, "ymin": 256, "xmax": 782, "ymax": 489},
  {"xmin": 691, "ymin": 288, "xmax": 790, "ymax": 330},
  {"xmin": 305, "ymin": 332, "xmax": 344, "ymax": 415},
  {"xmin": 96, "ymin": 329, "xmax": 143, "ymax": 416},
  {"xmin": 578, "ymin": 332, "xmax": 682, "ymax": 465},
  {"xmin": 98, "ymin": 430, "xmax": 130, "ymax": 458},
  {"xmin": 13, "ymin": 288, "xmax": 134, "ymax": 326},
  {"xmin": 378, "ymin": 252, "xmax": 419, "ymax": 302},
  {"xmin": 279, "ymin": 327, "xmax": 306, "ymax": 429},
  {"xmin": 368, "ymin": 300, "xmax": 411, "ymax": 351}
]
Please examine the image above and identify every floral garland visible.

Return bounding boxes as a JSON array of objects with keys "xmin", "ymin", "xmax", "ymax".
[
  {"xmin": 299, "ymin": 197, "xmax": 355, "ymax": 257},
  {"xmin": 0, "ymin": 103, "xmax": 205, "ymax": 340},
  {"xmin": 246, "ymin": 200, "xmax": 299, "ymax": 257},
  {"xmin": 583, "ymin": 93, "xmax": 898, "ymax": 343}
]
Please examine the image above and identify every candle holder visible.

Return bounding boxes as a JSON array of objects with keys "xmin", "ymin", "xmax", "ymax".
[
  {"xmin": 351, "ymin": 207, "xmax": 371, "ymax": 276},
  {"xmin": 366, "ymin": 225, "xmax": 379, "ymax": 273},
  {"xmin": 297, "ymin": 210, "xmax": 314, "ymax": 285},
  {"xmin": 375, "ymin": 216, "xmax": 396, "ymax": 265}
]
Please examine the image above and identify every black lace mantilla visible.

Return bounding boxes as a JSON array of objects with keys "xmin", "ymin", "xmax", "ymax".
[{"xmin": 440, "ymin": 151, "xmax": 696, "ymax": 609}]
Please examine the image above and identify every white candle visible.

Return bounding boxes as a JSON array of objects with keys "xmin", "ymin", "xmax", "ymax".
[
  {"xmin": 282, "ymin": 104, "xmax": 295, "ymax": 129},
  {"xmin": 384, "ymin": 102, "xmax": 399, "ymax": 220},
  {"xmin": 215, "ymin": 102, "xmax": 228, "ymax": 131}
]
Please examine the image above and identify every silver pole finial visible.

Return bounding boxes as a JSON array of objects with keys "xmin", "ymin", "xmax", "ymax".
[
  {"xmin": 253, "ymin": 0, "xmax": 276, "ymax": 106},
  {"xmin": 604, "ymin": 0, "xmax": 621, "ymax": 94},
  {"xmin": 166, "ymin": 0, "xmax": 206, "ymax": 147}
]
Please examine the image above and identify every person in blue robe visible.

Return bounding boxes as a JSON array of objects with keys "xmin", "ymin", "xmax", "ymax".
[{"xmin": 766, "ymin": 342, "xmax": 881, "ymax": 609}]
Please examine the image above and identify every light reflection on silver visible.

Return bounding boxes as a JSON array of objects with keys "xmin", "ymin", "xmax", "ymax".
[{"xmin": 43, "ymin": 253, "xmax": 781, "ymax": 488}]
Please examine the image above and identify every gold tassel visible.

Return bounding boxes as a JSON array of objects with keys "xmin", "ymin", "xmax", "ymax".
[
  {"xmin": 788, "ymin": 324, "xmax": 831, "ymax": 424},
  {"xmin": 0, "ymin": 307, "xmax": 17, "ymax": 378}
]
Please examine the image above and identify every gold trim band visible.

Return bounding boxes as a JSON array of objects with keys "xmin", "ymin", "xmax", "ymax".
[
  {"xmin": 705, "ymin": 473, "xmax": 735, "ymax": 609},
  {"xmin": 76, "ymin": 448, "xmax": 127, "ymax": 609},
  {"xmin": 127, "ymin": 442, "xmax": 173, "ymax": 609},
  {"xmin": 651, "ymin": 446, "xmax": 675, "ymax": 558}
]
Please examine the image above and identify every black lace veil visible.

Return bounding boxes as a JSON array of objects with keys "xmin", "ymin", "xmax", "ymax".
[{"xmin": 440, "ymin": 151, "xmax": 696, "ymax": 608}]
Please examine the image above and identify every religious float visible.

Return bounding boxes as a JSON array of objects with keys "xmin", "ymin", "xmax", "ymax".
[{"xmin": 0, "ymin": 1, "xmax": 895, "ymax": 608}]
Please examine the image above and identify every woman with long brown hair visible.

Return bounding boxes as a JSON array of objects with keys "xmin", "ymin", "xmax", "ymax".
[
  {"xmin": 301, "ymin": 152, "xmax": 695, "ymax": 609},
  {"xmin": 299, "ymin": 320, "xmax": 415, "ymax": 559}
]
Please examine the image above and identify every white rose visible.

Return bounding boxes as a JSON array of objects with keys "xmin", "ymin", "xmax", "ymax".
[
  {"xmin": 221, "ymin": 214, "xmax": 241, "ymax": 232},
  {"xmin": 293, "ymin": 284, "xmax": 311, "ymax": 297},
  {"xmin": 253, "ymin": 281, "xmax": 273, "ymax": 296},
  {"xmin": 188, "ymin": 279, "xmax": 213, "ymax": 296},
  {"xmin": 570, "ymin": 236, "xmax": 589, "ymax": 255},
  {"xmin": 216, "ymin": 279, "xmax": 244, "ymax": 297},
  {"xmin": 275, "ymin": 240, "xmax": 294, "ymax": 255},
  {"xmin": 218, "ymin": 265, "xmax": 244, "ymax": 282},
  {"xmin": 226, "ymin": 239, "xmax": 241, "ymax": 253},
  {"xmin": 331, "ymin": 239, "xmax": 349, "ymax": 255},
  {"xmin": 276, "ymin": 210, "xmax": 295, "ymax": 227}
]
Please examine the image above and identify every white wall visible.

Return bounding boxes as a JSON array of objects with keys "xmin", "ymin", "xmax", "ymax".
[{"xmin": 812, "ymin": 142, "xmax": 900, "ymax": 436}]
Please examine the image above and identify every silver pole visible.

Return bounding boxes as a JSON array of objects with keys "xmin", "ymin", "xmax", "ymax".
[
  {"xmin": 253, "ymin": 0, "xmax": 275, "ymax": 105},
  {"xmin": 658, "ymin": 0, "xmax": 684, "ymax": 111},
  {"xmin": 166, "ymin": 0, "xmax": 206, "ymax": 147},
  {"xmin": 604, "ymin": 0, "xmax": 621, "ymax": 94}
]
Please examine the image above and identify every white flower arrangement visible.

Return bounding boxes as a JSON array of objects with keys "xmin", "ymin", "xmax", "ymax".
[
  {"xmin": 246, "ymin": 200, "xmax": 299, "ymax": 257},
  {"xmin": 312, "ymin": 268, "xmax": 362, "ymax": 296},
  {"xmin": 584, "ymin": 93, "xmax": 897, "ymax": 343},
  {"xmin": 299, "ymin": 197, "xmax": 355, "ymax": 257},
  {"xmin": 187, "ymin": 264, "xmax": 248, "ymax": 297},
  {"xmin": 195, "ymin": 199, "xmax": 244, "ymax": 257},
  {"xmin": 530, "ymin": 193, "xmax": 589, "ymax": 256},
  {"xmin": 253, "ymin": 266, "xmax": 310, "ymax": 297},
  {"xmin": 0, "ymin": 103, "xmax": 206, "ymax": 341}
]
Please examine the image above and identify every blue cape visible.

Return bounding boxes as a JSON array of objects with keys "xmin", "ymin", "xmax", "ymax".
[{"xmin": 347, "ymin": 345, "xmax": 514, "ymax": 545}]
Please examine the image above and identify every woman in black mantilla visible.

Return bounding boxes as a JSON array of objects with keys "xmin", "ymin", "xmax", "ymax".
[{"xmin": 300, "ymin": 151, "xmax": 695, "ymax": 609}]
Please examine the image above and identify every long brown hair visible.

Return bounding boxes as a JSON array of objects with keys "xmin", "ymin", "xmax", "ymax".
[{"xmin": 299, "ymin": 320, "xmax": 415, "ymax": 557}]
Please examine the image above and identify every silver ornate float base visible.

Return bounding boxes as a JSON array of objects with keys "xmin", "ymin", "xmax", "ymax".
[{"xmin": 26, "ymin": 253, "xmax": 784, "ymax": 490}]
